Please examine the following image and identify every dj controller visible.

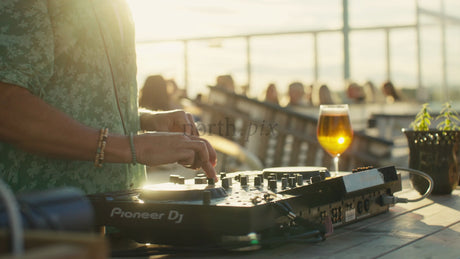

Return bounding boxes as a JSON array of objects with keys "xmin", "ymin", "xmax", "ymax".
[{"xmin": 88, "ymin": 166, "xmax": 402, "ymax": 249}]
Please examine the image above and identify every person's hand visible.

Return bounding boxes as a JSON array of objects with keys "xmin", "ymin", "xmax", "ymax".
[
  {"xmin": 135, "ymin": 132, "xmax": 217, "ymax": 181},
  {"xmin": 140, "ymin": 109, "xmax": 198, "ymax": 136}
]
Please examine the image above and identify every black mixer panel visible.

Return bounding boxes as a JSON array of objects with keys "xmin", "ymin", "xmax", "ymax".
[{"xmin": 88, "ymin": 166, "xmax": 402, "ymax": 247}]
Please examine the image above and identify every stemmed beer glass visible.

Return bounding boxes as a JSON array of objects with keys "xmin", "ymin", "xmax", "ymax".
[{"xmin": 317, "ymin": 104, "xmax": 353, "ymax": 176}]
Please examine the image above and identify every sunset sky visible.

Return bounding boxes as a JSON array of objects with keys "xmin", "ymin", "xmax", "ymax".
[{"xmin": 126, "ymin": 0, "xmax": 460, "ymax": 99}]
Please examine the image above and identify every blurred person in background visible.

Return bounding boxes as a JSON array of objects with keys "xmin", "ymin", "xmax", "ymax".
[
  {"xmin": 381, "ymin": 80, "xmax": 401, "ymax": 103},
  {"xmin": 287, "ymin": 81, "xmax": 307, "ymax": 107},
  {"xmin": 317, "ymin": 84, "xmax": 335, "ymax": 105},
  {"xmin": 139, "ymin": 75, "xmax": 170, "ymax": 111},
  {"xmin": 346, "ymin": 81, "xmax": 365, "ymax": 104},
  {"xmin": 215, "ymin": 74, "xmax": 235, "ymax": 92},
  {"xmin": 263, "ymin": 83, "xmax": 280, "ymax": 105}
]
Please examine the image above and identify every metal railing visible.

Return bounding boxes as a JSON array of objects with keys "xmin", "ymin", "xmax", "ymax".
[{"xmin": 136, "ymin": 0, "xmax": 460, "ymax": 102}]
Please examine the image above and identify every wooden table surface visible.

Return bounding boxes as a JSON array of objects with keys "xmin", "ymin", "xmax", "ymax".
[
  {"xmin": 110, "ymin": 176, "xmax": 459, "ymax": 259},
  {"xmin": 155, "ymin": 189, "xmax": 458, "ymax": 259},
  {"xmin": 242, "ymin": 188, "xmax": 460, "ymax": 259}
]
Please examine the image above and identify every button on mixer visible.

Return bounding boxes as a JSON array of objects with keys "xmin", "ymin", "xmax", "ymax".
[
  {"xmin": 269, "ymin": 179, "xmax": 277, "ymax": 191},
  {"xmin": 222, "ymin": 177, "xmax": 232, "ymax": 189},
  {"xmin": 288, "ymin": 176, "xmax": 296, "ymax": 187},
  {"xmin": 296, "ymin": 174, "xmax": 303, "ymax": 185},
  {"xmin": 207, "ymin": 177, "xmax": 215, "ymax": 185},
  {"xmin": 169, "ymin": 174, "xmax": 180, "ymax": 183},
  {"xmin": 281, "ymin": 178, "xmax": 288, "ymax": 189},
  {"xmin": 194, "ymin": 177, "xmax": 207, "ymax": 184},
  {"xmin": 240, "ymin": 175, "xmax": 248, "ymax": 186},
  {"xmin": 254, "ymin": 176, "xmax": 262, "ymax": 187}
]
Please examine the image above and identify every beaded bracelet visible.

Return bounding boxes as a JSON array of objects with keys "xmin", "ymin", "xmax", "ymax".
[
  {"xmin": 94, "ymin": 128, "xmax": 109, "ymax": 167},
  {"xmin": 129, "ymin": 132, "xmax": 137, "ymax": 166}
]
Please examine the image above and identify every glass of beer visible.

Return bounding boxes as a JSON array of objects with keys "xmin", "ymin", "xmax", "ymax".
[{"xmin": 317, "ymin": 104, "xmax": 353, "ymax": 176}]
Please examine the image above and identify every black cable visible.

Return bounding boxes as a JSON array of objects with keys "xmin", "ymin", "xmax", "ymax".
[
  {"xmin": 272, "ymin": 201, "xmax": 327, "ymax": 238},
  {"xmin": 396, "ymin": 167, "xmax": 433, "ymax": 202},
  {"xmin": 380, "ymin": 167, "xmax": 434, "ymax": 205}
]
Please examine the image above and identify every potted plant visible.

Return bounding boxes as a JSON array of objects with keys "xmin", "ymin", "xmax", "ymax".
[{"xmin": 402, "ymin": 102, "xmax": 460, "ymax": 194}]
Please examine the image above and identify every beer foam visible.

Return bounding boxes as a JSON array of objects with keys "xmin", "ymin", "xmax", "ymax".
[{"xmin": 320, "ymin": 106, "xmax": 349, "ymax": 115}]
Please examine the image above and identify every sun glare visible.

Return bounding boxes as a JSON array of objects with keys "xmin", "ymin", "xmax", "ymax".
[
  {"xmin": 338, "ymin": 137, "xmax": 345, "ymax": 145},
  {"xmin": 127, "ymin": 0, "xmax": 229, "ymax": 41}
]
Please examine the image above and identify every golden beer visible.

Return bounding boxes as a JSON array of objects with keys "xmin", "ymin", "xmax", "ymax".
[{"xmin": 317, "ymin": 109, "xmax": 353, "ymax": 157}]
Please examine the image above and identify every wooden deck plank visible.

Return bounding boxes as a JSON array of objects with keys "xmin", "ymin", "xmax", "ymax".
[
  {"xmin": 208, "ymin": 190, "xmax": 460, "ymax": 259},
  {"xmin": 311, "ymin": 191, "xmax": 460, "ymax": 258},
  {"xmin": 379, "ymin": 222, "xmax": 460, "ymax": 259}
]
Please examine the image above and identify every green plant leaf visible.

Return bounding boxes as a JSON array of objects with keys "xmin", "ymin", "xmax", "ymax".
[
  {"xmin": 411, "ymin": 103, "xmax": 432, "ymax": 131},
  {"xmin": 435, "ymin": 102, "xmax": 460, "ymax": 131}
]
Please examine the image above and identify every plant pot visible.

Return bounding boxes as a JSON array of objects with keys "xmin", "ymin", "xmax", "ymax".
[{"xmin": 403, "ymin": 130, "xmax": 460, "ymax": 195}]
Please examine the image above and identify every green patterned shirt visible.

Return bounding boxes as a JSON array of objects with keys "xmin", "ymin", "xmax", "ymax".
[{"xmin": 0, "ymin": 0, "xmax": 146, "ymax": 194}]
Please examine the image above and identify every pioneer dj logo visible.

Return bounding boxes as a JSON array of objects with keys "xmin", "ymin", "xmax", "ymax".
[{"xmin": 110, "ymin": 207, "xmax": 184, "ymax": 224}]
